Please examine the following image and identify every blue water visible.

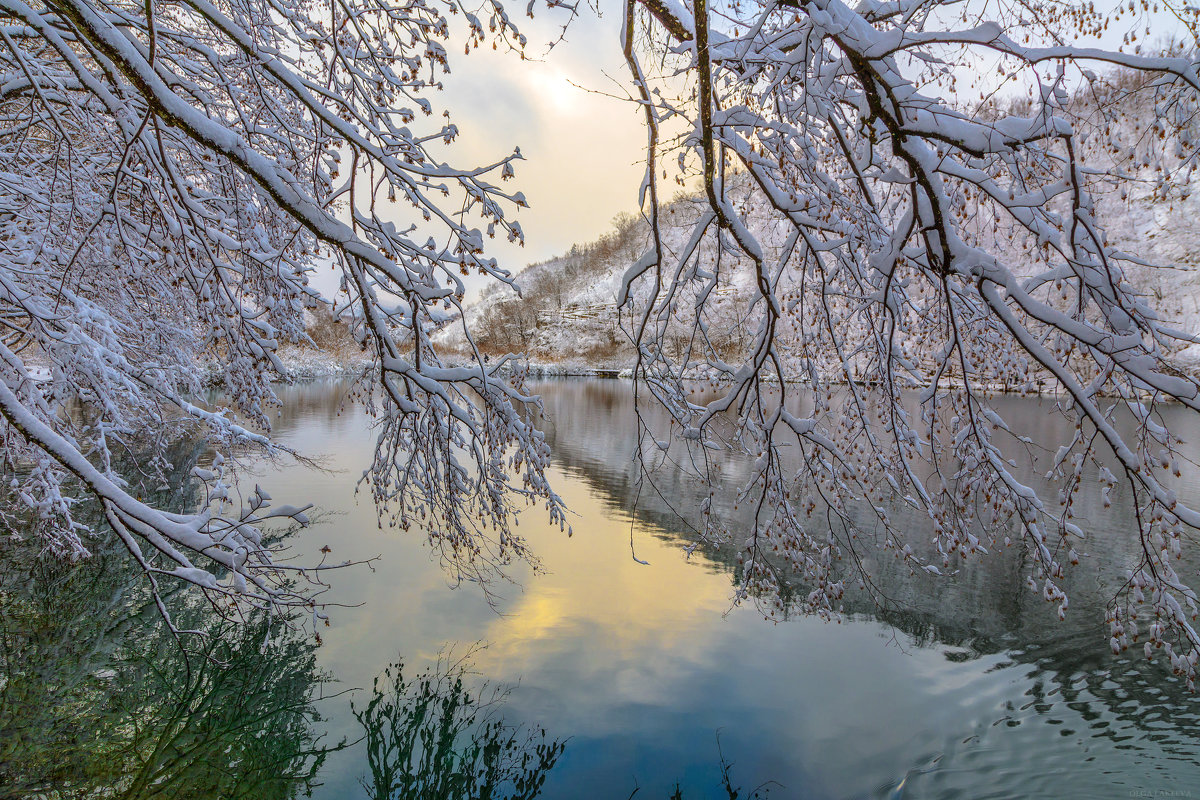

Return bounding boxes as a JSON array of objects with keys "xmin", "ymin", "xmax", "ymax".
[{"xmin": 3, "ymin": 378, "xmax": 1199, "ymax": 799}]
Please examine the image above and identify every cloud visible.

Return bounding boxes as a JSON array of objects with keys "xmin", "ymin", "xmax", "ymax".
[{"xmin": 310, "ymin": 8, "xmax": 648, "ymax": 302}]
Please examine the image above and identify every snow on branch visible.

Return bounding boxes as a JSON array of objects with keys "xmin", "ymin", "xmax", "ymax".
[
  {"xmin": 0, "ymin": 0, "xmax": 565, "ymax": 624},
  {"xmin": 622, "ymin": 0, "xmax": 1200, "ymax": 686}
]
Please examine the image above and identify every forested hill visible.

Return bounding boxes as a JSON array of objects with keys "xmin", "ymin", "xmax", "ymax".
[
  {"xmin": 436, "ymin": 191, "xmax": 1200, "ymax": 376},
  {"xmin": 436, "ymin": 83, "xmax": 1200, "ymax": 377}
]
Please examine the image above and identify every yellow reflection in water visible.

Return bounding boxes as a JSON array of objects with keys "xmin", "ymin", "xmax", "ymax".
[{"xmin": 471, "ymin": 467, "xmax": 735, "ymax": 682}]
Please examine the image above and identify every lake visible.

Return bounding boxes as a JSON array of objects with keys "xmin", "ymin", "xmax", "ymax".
[{"xmin": 3, "ymin": 378, "xmax": 1199, "ymax": 799}]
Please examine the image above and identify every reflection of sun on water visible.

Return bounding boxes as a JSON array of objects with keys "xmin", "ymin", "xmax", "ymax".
[{"xmin": 475, "ymin": 468, "xmax": 734, "ymax": 678}]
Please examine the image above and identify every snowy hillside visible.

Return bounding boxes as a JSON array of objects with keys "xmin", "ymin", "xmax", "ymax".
[
  {"xmin": 437, "ymin": 187, "xmax": 1200, "ymax": 377},
  {"xmin": 434, "ymin": 210, "xmax": 652, "ymax": 368},
  {"xmin": 436, "ymin": 86, "xmax": 1200, "ymax": 379},
  {"xmin": 433, "ymin": 195, "xmax": 768, "ymax": 370}
]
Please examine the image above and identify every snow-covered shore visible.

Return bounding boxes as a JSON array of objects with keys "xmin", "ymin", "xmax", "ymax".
[{"xmin": 195, "ymin": 347, "xmax": 372, "ymax": 387}]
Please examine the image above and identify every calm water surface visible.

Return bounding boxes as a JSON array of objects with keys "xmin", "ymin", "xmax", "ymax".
[
  {"xmin": 5, "ymin": 378, "xmax": 1200, "ymax": 798},
  {"xmin": 274, "ymin": 379, "xmax": 1200, "ymax": 799}
]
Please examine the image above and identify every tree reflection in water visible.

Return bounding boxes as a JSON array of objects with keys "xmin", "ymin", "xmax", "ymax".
[
  {"xmin": 533, "ymin": 378, "xmax": 1200, "ymax": 780},
  {"xmin": 349, "ymin": 652, "xmax": 773, "ymax": 800},
  {"xmin": 352, "ymin": 650, "xmax": 565, "ymax": 800},
  {"xmin": 14, "ymin": 379, "xmax": 1198, "ymax": 797},
  {"xmin": 0, "ymin": 433, "xmax": 332, "ymax": 799},
  {"xmin": 0, "ymin": 535, "xmax": 331, "ymax": 799}
]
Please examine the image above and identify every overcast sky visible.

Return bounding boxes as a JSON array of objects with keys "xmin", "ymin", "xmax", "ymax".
[
  {"xmin": 302, "ymin": 5, "xmax": 645, "ymax": 301},
  {"xmin": 415, "ymin": 6, "xmax": 647, "ymax": 299}
]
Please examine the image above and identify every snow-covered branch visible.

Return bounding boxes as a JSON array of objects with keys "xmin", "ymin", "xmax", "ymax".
[
  {"xmin": 0, "ymin": 0, "xmax": 565, "ymax": 622},
  {"xmin": 622, "ymin": 0, "xmax": 1200, "ymax": 685}
]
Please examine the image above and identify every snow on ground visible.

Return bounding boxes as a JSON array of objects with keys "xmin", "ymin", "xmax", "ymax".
[{"xmin": 268, "ymin": 346, "xmax": 372, "ymax": 382}]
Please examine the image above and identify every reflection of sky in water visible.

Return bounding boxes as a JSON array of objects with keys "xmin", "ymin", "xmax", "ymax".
[{"xmin": 255, "ymin": 380, "xmax": 1200, "ymax": 799}]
